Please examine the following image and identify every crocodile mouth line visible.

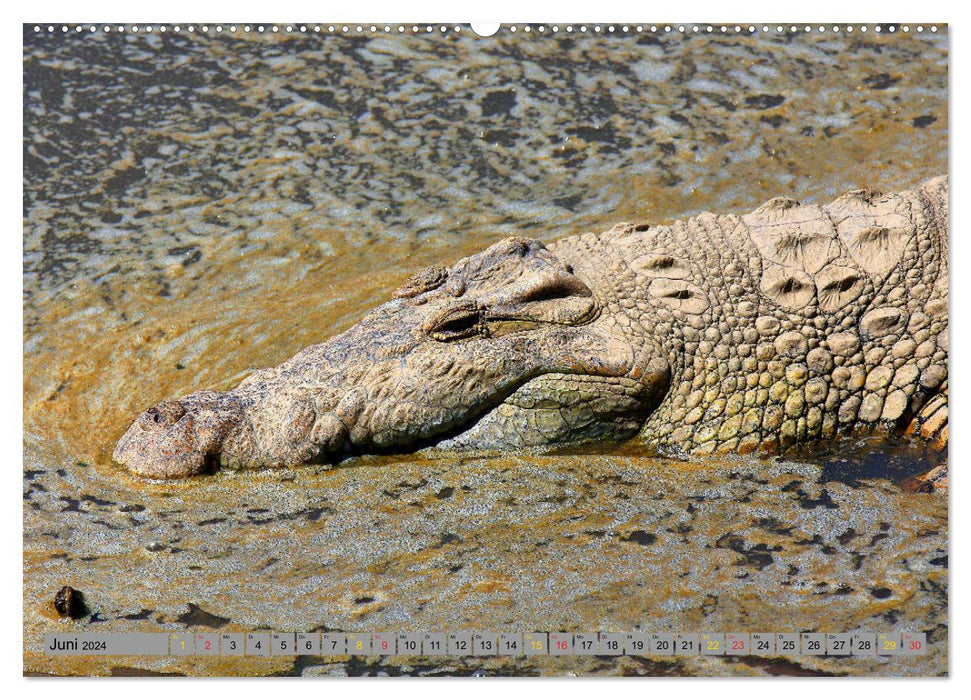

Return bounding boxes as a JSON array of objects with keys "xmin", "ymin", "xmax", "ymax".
[{"xmin": 298, "ymin": 360, "xmax": 644, "ymax": 461}]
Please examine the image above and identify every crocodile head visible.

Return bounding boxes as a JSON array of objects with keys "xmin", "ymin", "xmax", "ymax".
[{"xmin": 114, "ymin": 237, "xmax": 670, "ymax": 477}]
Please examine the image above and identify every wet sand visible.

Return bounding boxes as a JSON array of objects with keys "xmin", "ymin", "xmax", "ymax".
[{"xmin": 23, "ymin": 26, "xmax": 947, "ymax": 676}]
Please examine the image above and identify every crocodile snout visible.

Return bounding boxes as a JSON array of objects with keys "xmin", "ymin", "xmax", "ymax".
[{"xmin": 114, "ymin": 392, "xmax": 242, "ymax": 479}]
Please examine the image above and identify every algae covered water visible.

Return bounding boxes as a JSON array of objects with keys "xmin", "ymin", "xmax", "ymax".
[{"xmin": 23, "ymin": 26, "xmax": 947, "ymax": 676}]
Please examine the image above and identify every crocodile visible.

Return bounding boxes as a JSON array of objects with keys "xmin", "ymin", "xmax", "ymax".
[{"xmin": 114, "ymin": 176, "xmax": 949, "ymax": 486}]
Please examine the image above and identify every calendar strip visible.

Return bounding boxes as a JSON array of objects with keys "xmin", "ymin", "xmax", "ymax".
[{"xmin": 44, "ymin": 631, "xmax": 927, "ymax": 657}]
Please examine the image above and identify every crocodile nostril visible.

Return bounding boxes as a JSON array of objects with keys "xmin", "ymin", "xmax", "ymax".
[{"xmin": 140, "ymin": 401, "xmax": 187, "ymax": 429}]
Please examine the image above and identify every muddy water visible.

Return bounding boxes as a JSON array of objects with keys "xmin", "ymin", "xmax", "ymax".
[{"xmin": 24, "ymin": 26, "xmax": 947, "ymax": 676}]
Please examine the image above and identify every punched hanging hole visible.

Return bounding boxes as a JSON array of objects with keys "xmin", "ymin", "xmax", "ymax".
[{"xmin": 470, "ymin": 23, "xmax": 500, "ymax": 37}]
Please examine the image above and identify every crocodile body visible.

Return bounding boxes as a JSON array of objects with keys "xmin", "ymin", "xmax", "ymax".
[{"xmin": 114, "ymin": 177, "xmax": 949, "ymax": 481}]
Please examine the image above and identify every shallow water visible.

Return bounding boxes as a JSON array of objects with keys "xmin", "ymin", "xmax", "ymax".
[{"xmin": 23, "ymin": 26, "xmax": 947, "ymax": 676}]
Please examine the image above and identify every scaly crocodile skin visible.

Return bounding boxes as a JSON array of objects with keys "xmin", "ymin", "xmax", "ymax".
[{"xmin": 552, "ymin": 176, "xmax": 948, "ymax": 456}]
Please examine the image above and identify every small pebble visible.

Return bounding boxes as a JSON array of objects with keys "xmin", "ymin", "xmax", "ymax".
[{"xmin": 54, "ymin": 585, "xmax": 87, "ymax": 619}]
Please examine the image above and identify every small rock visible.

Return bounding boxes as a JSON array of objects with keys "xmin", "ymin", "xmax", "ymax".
[{"xmin": 54, "ymin": 586, "xmax": 87, "ymax": 619}]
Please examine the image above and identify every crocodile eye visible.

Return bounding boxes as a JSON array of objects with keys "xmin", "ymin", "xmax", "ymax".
[{"xmin": 424, "ymin": 303, "xmax": 483, "ymax": 341}]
